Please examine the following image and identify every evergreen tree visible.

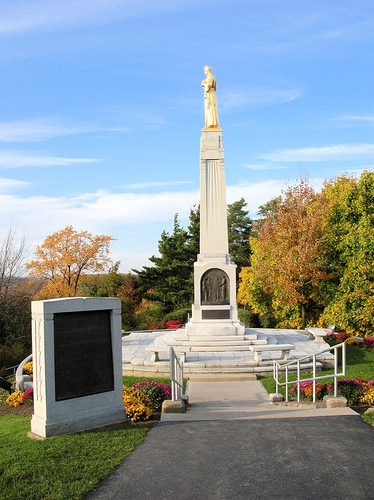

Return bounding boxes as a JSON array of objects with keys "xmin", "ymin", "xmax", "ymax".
[
  {"xmin": 227, "ymin": 198, "xmax": 253, "ymax": 274},
  {"xmin": 187, "ymin": 204, "xmax": 200, "ymax": 257},
  {"xmin": 95, "ymin": 262, "xmax": 125, "ymax": 297},
  {"xmin": 257, "ymin": 197, "xmax": 280, "ymax": 218},
  {"xmin": 134, "ymin": 215, "xmax": 195, "ymax": 314}
]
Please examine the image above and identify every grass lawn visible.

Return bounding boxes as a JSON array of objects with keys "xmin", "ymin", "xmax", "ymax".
[
  {"xmin": 123, "ymin": 375, "xmax": 171, "ymax": 387},
  {"xmin": 259, "ymin": 343, "xmax": 374, "ymax": 426},
  {"xmin": 362, "ymin": 411, "xmax": 374, "ymax": 427},
  {"xmin": 260, "ymin": 343, "xmax": 374, "ymax": 396},
  {"xmin": 0, "ymin": 375, "xmax": 172, "ymax": 500}
]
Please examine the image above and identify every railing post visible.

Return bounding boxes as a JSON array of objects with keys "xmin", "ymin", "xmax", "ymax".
[
  {"xmin": 274, "ymin": 362, "xmax": 279, "ymax": 395},
  {"xmin": 333, "ymin": 345, "xmax": 338, "ymax": 398},
  {"xmin": 285, "ymin": 365, "xmax": 289, "ymax": 402},
  {"xmin": 170, "ymin": 347, "xmax": 175, "ymax": 401},
  {"xmin": 272, "ymin": 342, "xmax": 346, "ymax": 405},
  {"xmin": 313, "ymin": 355, "xmax": 316, "ymax": 403},
  {"xmin": 170, "ymin": 346, "xmax": 183, "ymax": 402}
]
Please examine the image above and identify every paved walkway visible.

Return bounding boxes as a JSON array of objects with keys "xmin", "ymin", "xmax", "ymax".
[{"xmin": 88, "ymin": 379, "xmax": 374, "ymax": 500}]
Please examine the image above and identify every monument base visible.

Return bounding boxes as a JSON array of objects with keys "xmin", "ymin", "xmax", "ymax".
[
  {"xmin": 30, "ymin": 402, "xmax": 126, "ymax": 439},
  {"xmin": 185, "ymin": 309, "xmax": 245, "ymax": 337},
  {"xmin": 185, "ymin": 253, "xmax": 245, "ymax": 338}
]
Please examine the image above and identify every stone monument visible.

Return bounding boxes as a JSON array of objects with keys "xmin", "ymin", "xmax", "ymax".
[
  {"xmin": 185, "ymin": 66, "xmax": 245, "ymax": 337},
  {"xmin": 30, "ymin": 297, "xmax": 125, "ymax": 439}
]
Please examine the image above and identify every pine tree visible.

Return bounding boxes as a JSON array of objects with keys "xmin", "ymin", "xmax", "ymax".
[
  {"xmin": 227, "ymin": 198, "xmax": 253, "ymax": 275},
  {"xmin": 134, "ymin": 215, "xmax": 195, "ymax": 314}
]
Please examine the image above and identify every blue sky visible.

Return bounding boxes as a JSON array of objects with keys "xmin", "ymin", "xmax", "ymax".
[{"xmin": 1, "ymin": 0, "xmax": 374, "ymax": 272}]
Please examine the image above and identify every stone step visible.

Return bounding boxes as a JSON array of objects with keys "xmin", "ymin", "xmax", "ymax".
[
  {"xmin": 179, "ymin": 334, "xmax": 259, "ymax": 342},
  {"xmin": 182, "ymin": 340, "xmax": 267, "ymax": 347},
  {"xmin": 188, "ymin": 345, "xmax": 258, "ymax": 352},
  {"xmin": 124, "ymin": 360, "xmax": 323, "ymax": 375}
]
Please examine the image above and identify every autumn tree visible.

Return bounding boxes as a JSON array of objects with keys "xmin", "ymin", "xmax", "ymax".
[
  {"xmin": 238, "ymin": 178, "xmax": 331, "ymax": 329},
  {"xmin": 27, "ymin": 226, "xmax": 115, "ymax": 298},
  {"xmin": 318, "ymin": 171, "xmax": 374, "ymax": 336},
  {"xmin": 116, "ymin": 275, "xmax": 142, "ymax": 330}
]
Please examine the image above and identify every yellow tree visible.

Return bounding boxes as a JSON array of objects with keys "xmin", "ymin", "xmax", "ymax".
[
  {"xmin": 239, "ymin": 178, "xmax": 331, "ymax": 329},
  {"xmin": 27, "ymin": 226, "xmax": 115, "ymax": 298},
  {"xmin": 318, "ymin": 171, "xmax": 374, "ymax": 336}
]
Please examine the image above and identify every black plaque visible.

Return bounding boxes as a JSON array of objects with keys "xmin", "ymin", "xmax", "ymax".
[
  {"xmin": 201, "ymin": 269, "xmax": 229, "ymax": 305},
  {"xmin": 202, "ymin": 309, "xmax": 230, "ymax": 320},
  {"xmin": 54, "ymin": 310, "xmax": 114, "ymax": 401}
]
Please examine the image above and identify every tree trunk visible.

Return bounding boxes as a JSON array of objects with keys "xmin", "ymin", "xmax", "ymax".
[{"xmin": 301, "ymin": 303, "xmax": 306, "ymax": 330}]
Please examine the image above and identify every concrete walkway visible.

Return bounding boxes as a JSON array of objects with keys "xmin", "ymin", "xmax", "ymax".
[{"xmin": 88, "ymin": 379, "xmax": 374, "ymax": 500}]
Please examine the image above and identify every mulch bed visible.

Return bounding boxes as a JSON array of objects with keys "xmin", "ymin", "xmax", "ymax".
[
  {"xmin": 0, "ymin": 402, "xmax": 33, "ymax": 418},
  {"xmin": 350, "ymin": 405, "xmax": 370, "ymax": 415}
]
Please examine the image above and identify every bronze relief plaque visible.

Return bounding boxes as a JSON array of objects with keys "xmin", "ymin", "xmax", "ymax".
[
  {"xmin": 54, "ymin": 310, "xmax": 114, "ymax": 401},
  {"xmin": 201, "ymin": 269, "xmax": 229, "ymax": 305}
]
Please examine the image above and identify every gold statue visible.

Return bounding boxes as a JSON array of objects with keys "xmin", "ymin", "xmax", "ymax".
[{"xmin": 202, "ymin": 65, "xmax": 220, "ymax": 129}]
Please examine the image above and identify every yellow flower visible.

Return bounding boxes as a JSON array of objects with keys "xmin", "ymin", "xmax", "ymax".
[
  {"xmin": 6, "ymin": 391, "xmax": 25, "ymax": 407},
  {"xmin": 23, "ymin": 362, "xmax": 33, "ymax": 375},
  {"xmin": 360, "ymin": 386, "xmax": 374, "ymax": 407}
]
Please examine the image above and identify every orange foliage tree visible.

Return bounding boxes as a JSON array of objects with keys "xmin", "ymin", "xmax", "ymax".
[
  {"xmin": 239, "ymin": 178, "xmax": 332, "ymax": 329},
  {"xmin": 27, "ymin": 226, "xmax": 115, "ymax": 298}
]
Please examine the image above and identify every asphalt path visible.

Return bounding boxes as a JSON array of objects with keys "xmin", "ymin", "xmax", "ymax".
[{"xmin": 87, "ymin": 381, "xmax": 374, "ymax": 500}]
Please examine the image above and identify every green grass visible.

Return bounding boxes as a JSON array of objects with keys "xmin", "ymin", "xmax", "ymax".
[
  {"xmin": 260, "ymin": 344, "xmax": 374, "ymax": 397},
  {"xmin": 123, "ymin": 375, "xmax": 171, "ymax": 387},
  {"xmin": 362, "ymin": 411, "xmax": 374, "ymax": 427},
  {"xmin": 259, "ymin": 344, "xmax": 374, "ymax": 427},
  {"xmin": 123, "ymin": 375, "xmax": 187, "ymax": 391},
  {"xmin": 0, "ymin": 415, "xmax": 149, "ymax": 500},
  {"xmin": 0, "ymin": 375, "xmax": 175, "ymax": 500}
]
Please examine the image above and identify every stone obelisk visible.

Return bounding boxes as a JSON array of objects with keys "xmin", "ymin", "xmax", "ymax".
[{"xmin": 186, "ymin": 66, "xmax": 245, "ymax": 337}]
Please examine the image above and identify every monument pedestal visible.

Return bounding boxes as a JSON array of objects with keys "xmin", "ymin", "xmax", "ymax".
[
  {"xmin": 184, "ymin": 129, "xmax": 245, "ymax": 338},
  {"xmin": 185, "ymin": 253, "xmax": 244, "ymax": 337}
]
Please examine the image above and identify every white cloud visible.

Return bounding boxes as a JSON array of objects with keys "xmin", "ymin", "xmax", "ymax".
[
  {"xmin": 0, "ymin": 151, "xmax": 100, "ymax": 169},
  {"xmin": 226, "ymin": 180, "xmax": 286, "ymax": 216},
  {"xmin": 259, "ymin": 144, "xmax": 374, "ymax": 163},
  {"xmin": 0, "ymin": 177, "xmax": 328, "ymax": 271},
  {"xmin": 330, "ymin": 115, "xmax": 374, "ymax": 127},
  {"xmin": 122, "ymin": 180, "xmax": 195, "ymax": 190},
  {"xmin": 244, "ymin": 163, "xmax": 287, "ymax": 171},
  {"xmin": 0, "ymin": 117, "xmax": 96, "ymax": 143},
  {"xmin": 0, "ymin": 178, "xmax": 30, "ymax": 192},
  {"xmin": 221, "ymin": 87, "xmax": 303, "ymax": 111},
  {"xmin": 337, "ymin": 115, "xmax": 374, "ymax": 122},
  {"xmin": 0, "ymin": 0, "xmax": 196, "ymax": 36}
]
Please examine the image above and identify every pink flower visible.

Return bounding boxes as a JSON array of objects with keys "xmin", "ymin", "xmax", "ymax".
[{"xmin": 22, "ymin": 388, "xmax": 33, "ymax": 401}]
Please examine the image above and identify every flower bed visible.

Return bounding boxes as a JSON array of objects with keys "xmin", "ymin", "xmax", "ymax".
[
  {"xmin": 291, "ymin": 378, "xmax": 374, "ymax": 406},
  {"xmin": 324, "ymin": 332, "xmax": 374, "ymax": 352},
  {"xmin": 123, "ymin": 381, "xmax": 172, "ymax": 421}
]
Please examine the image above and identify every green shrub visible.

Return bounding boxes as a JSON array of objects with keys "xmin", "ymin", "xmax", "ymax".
[
  {"xmin": 0, "ymin": 343, "xmax": 30, "ymax": 369},
  {"xmin": 135, "ymin": 383, "xmax": 167, "ymax": 411},
  {"xmin": 238, "ymin": 308, "xmax": 259, "ymax": 328},
  {"xmin": 330, "ymin": 379, "xmax": 364, "ymax": 405},
  {"xmin": 163, "ymin": 307, "xmax": 190, "ymax": 324}
]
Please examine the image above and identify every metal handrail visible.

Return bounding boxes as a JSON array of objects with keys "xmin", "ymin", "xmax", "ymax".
[
  {"xmin": 3, "ymin": 364, "xmax": 19, "ymax": 378},
  {"xmin": 170, "ymin": 347, "xmax": 184, "ymax": 401},
  {"xmin": 273, "ymin": 342, "xmax": 346, "ymax": 403}
]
